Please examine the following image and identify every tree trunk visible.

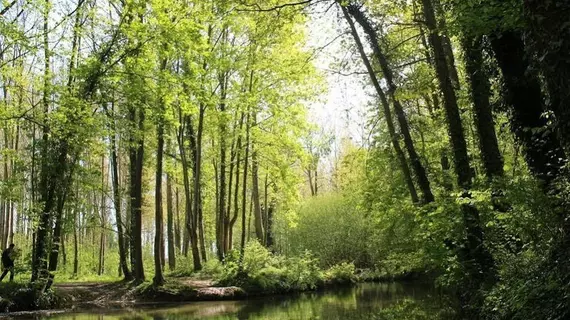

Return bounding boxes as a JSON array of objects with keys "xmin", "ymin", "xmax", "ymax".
[
  {"xmin": 524, "ymin": 0, "xmax": 570, "ymax": 153},
  {"xmin": 175, "ymin": 187, "xmax": 181, "ymax": 253},
  {"xmin": 420, "ymin": 0, "xmax": 472, "ymax": 188},
  {"xmin": 490, "ymin": 31, "xmax": 566, "ymax": 186},
  {"xmin": 239, "ymin": 108, "xmax": 251, "ymax": 263},
  {"xmin": 178, "ymin": 113, "xmax": 201, "ymax": 271},
  {"xmin": 98, "ymin": 155, "xmax": 106, "ymax": 276},
  {"xmin": 167, "ymin": 173, "xmax": 176, "ymax": 271},
  {"xmin": 251, "ymin": 142, "xmax": 264, "ymax": 243},
  {"xmin": 421, "ymin": 0, "xmax": 496, "ymax": 309},
  {"xmin": 229, "ymin": 113, "xmax": 245, "ymax": 251},
  {"xmin": 189, "ymin": 105, "xmax": 206, "ymax": 266},
  {"xmin": 340, "ymin": 4, "xmax": 419, "ymax": 203},
  {"xmin": 153, "ymin": 101, "xmax": 165, "ymax": 286},
  {"xmin": 462, "ymin": 35, "xmax": 504, "ymax": 179},
  {"xmin": 217, "ymin": 71, "xmax": 228, "ymax": 260},
  {"xmin": 266, "ymin": 200, "xmax": 275, "ymax": 249},
  {"xmin": 73, "ymin": 208, "xmax": 78, "ymax": 277},
  {"xmin": 109, "ymin": 101, "xmax": 131, "ymax": 279},
  {"xmin": 348, "ymin": 4, "xmax": 434, "ymax": 203},
  {"xmin": 129, "ymin": 105, "xmax": 145, "ymax": 282}
]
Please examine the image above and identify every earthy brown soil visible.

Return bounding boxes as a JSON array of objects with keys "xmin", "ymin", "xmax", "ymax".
[{"xmin": 54, "ymin": 278, "xmax": 246, "ymax": 309}]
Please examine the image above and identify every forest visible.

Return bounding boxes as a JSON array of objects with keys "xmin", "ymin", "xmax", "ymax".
[{"xmin": 0, "ymin": 0, "xmax": 569, "ymax": 318}]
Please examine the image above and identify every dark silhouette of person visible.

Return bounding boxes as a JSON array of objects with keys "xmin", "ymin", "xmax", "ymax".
[{"xmin": 0, "ymin": 244, "xmax": 15, "ymax": 282}]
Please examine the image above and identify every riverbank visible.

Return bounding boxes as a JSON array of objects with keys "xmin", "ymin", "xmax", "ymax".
[
  {"xmin": 0, "ymin": 275, "xmax": 359, "ymax": 314},
  {"xmin": 7, "ymin": 282, "xmax": 453, "ymax": 320}
]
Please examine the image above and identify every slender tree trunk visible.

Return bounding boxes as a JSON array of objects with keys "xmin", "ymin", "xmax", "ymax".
[
  {"xmin": 98, "ymin": 155, "xmax": 106, "ymax": 276},
  {"xmin": 153, "ymin": 96, "xmax": 166, "ymax": 286},
  {"xmin": 217, "ymin": 71, "xmax": 228, "ymax": 260},
  {"xmin": 421, "ymin": 0, "xmax": 496, "ymax": 310},
  {"xmin": 188, "ymin": 107, "xmax": 205, "ymax": 267},
  {"xmin": 32, "ymin": 0, "xmax": 53, "ymax": 283},
  {"xmin": 61, "ymin": 233, "xmax": 67, "ymax": 268},
  {"xmin": 490, "ymin": 31, "xmax": 566, "ymax": 186},
  {"xmin": 229, "ymin": 113, "xmax": 245, "ymax": 251},
  {"xmin": 420, "ymin": 0, "xmax": 472, "ymax": 188},
  {"xmin": 314, "ymin": 169, "xmax": 318, "ymax": 195},
  {"xmin": 266, "ymin": 201, "xmax": 275, "ymax": 248},
  {"xmin": 251, "ymin": 141, "xmax": 264, "ymax": 243},
  {"xmin": 73, "ymin": 208, "xmax": 78, "ymax": 277},
  {"xmin": 462, "ymin": 35, "xmax": 504, "ymax": 179},
  {"xmin": 108, "ymin": 101, "xmax": 131, "ymax": 279},
  {"xmin": 166, "ymin": 173, "xmax": 176, "ymax": 271},
  {"xmin": 307, "ymin": 170, "xmax": 315, "ymax": 196},
  {"xmin": 129, "ymin": 105, "xmax": 145, "ymax": 282},
  {"xmin": 226, "ymin": 137, "xmax": 236, "ymax": 253},
  {"xmin": 175, "ymin": 187, "xmax": 181, "ymax": 253},
  {"xmin": 348, "ymin": 4, "xmax": 434, "ymax": 203},
  {"xmin": 239, "ymin": 108, "xmax": 251, "ymax": 263},
  {"xmin": 178, "ymin": 112, "xmax": 201, "ymax": 270},
  {"xmin": 341, "ymin": 4, "xmax": 419, "ymax": 203}
]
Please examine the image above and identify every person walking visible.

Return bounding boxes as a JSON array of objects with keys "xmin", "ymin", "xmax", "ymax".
[{"xmin": 0, "ymin": 244, "xmax": 16, "ymax": 282}]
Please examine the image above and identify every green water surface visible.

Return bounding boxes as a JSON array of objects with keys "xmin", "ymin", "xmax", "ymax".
[{"xmin": 34, "ymin": 282, "xmax": 454, "ymax": 320}]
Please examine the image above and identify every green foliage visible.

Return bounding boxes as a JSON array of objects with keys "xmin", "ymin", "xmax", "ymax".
[
  {"xmin": 216, "ymin": 241, "xmax": 322, "ymax": 293},
  {"xmin": 324, "ymin": 262, "xmax": 357, "ymax": 285},
  {"xmin": 278, "ymin": 193, "xmax": 372, "ymax": 268},
  {"xmin": 371, "ymin": 298, "xmax": 456, "ymax": 320},
  {"xmin": 0, "ymin": 283, "xmax": 69, "ymax": 313},
  {"xmin": 216, "ymin": 241, "xmax": 360, "ymax": 294}
]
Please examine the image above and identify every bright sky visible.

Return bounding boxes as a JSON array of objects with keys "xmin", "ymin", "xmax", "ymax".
[{"xmin": 305, "ymin": 3, "xmax": 375, "ymax": 148}]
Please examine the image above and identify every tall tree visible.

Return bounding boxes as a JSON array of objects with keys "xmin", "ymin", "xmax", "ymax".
[
  {"xmin": 462, "ymin": 36, "xmax": 504, "ymax": 179},
  {"xmin": 347, "ymin": 3, "xmax": 435, "ymax": 203},
  {"xmin": 340, "ymin": 4, "xmax": 419, "ymax": 204}
]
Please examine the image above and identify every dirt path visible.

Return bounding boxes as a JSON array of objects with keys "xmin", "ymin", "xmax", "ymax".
[
  {"xmin": 55, "ymin": 282, "xmax": 138, "ymax": 308},
  {"xmin": 54, "ymin": 278, "xmax": 245, "ymax": 309}
]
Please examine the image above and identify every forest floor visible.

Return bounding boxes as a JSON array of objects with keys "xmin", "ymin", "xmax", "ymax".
[{"xmin": 55, "ymin": 277, "xmax": 246, "ymax": 309}]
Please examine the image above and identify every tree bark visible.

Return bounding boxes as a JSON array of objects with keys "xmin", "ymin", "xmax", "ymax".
[
  {"xmin": 348, "ymin": 4, "xmax": 434, "ymax": 203},
  {"xmin": 129, "ymin": 105, "xmax": 145, "ymax": 282},
  {"xmin": 178, "ymin": 112, "xmax": 202, "ymax": 271},
  {"xmin": 420, "ymin": 0, "xmax": 472, "ymax": 188},
  {"xmin": 98, "ymin": 155, "xmax": 106, "ymax": 276},
  {"xmin": 73, "ymin": 208, "xmax": 78, "ymax": 276},
  {"xmin": 229, "ymin": 113, "xmax": 245, "ymax": 251},
  {"xmin": 490, "ymin": 31, "xmax": 566, "ymax": 186},
  {"xmin": 421, "ymin": 0, "xmax": 496, "ymax": 309},
  {"xmin": 341, "ymin": 4, "xmax": 419, "ymax": 203},
  {"xmin": 239, "ymin": 107, "xmax": 251, "ymax": 263},
  {"xmin": 166, "ymin": 173, "xmax": 176, "ymax": 271},
  {"xmin": 251, "ymin": 138, "xmax": 264, "ymax": 243},
  {"xmin": 108, "ymin": 101, "xmax": 131, "ymax": 279},
  {"xmin": 153, "ymin": 101, "xmax": 165, "ymax": 286},
  {"xmin": 217, "ymin": 76, "xmax": 228, "ymax": 260},
  {"xmin": 462, "ymin": 35, "xmax": 504, "ymax": 179},
  {"xmin": 524, "ymin": 0, "xmax": 570, "ymax": 153}
]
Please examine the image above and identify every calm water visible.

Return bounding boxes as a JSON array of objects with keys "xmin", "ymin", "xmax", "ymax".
[{"xmin": 28, "ymin": 283, "xmax": 454, "ymax": 320}]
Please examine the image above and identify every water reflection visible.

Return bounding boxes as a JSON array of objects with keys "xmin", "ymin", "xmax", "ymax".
[{"xmin": 38, "ymin": 282, "xmax": 453, "ymax": 320}]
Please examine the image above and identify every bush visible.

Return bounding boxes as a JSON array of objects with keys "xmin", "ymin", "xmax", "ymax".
[
  {"xmin": 324, "ymin": 262, "xmax": 356, "ymax": 285},
  {"xmin": 0, "ymin": 282, "xmax": 68, "ymax": 312},
  {"xmin": 278, "ymin": 193, "xmax": 373, "ymax": 268},
  {"xmin": 216, "ymin": 241, "xmax": 330, "ymax": 293}
]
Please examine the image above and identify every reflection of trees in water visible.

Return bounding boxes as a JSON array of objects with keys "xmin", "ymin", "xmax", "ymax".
[{"xmin": 48, "ymin": 283, "xmax": 448, "ymax": 320}]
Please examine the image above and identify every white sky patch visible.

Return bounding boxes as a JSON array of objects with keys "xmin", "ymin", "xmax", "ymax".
[{"xmin": 304, "ymin": 3, "xmax": 374, "ymax": 148}]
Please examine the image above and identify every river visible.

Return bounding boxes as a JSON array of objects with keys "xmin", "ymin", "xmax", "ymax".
[{"xmin": 30, "ymin": 282, "xmax": 455, "ymax": 319}]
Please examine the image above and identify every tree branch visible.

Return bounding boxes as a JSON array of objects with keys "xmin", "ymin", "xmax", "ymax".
[{"xmin": 236, "ymin": 0, "xmax": 317, "ymax": 12}]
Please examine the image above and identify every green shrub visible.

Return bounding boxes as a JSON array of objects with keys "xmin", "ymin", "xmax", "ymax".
[
  {"xmin": 324, "ymin": 262, "xmax": 356, "ymax": 285},
  {"xmin": 0, "ymin": 282, "xmax": 68, "ymax": 312},
  {"xmin": 216, "ymin": 241, "xmax": 325, "ymax": 293},
  {"xmin": 277, "ymin": 194, "xmax": 373, "ymax": 268}
]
